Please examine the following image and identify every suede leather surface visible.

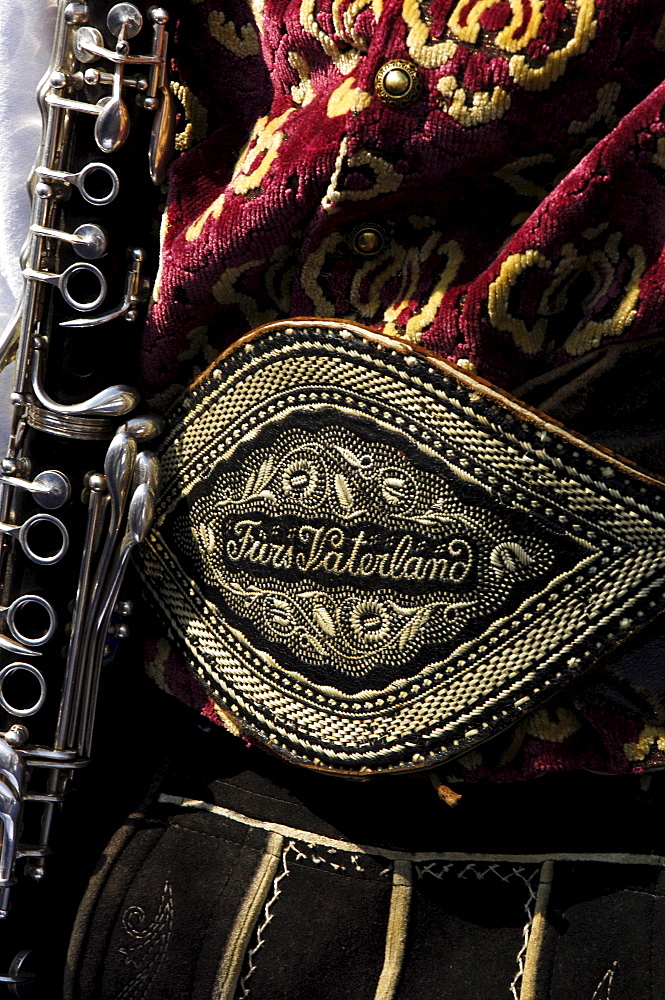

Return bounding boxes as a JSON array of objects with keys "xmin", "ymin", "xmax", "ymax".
[{"xmin": 67, "ymin": 714, "xmax": 665, "ymax": 1000}]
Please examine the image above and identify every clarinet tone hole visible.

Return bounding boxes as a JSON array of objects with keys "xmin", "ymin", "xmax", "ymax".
[
  {"xmin": 77, "ymin": 162, "xmax": 119, "ymax": 206},
  {"xmin": 60, "ymin": 262, "xmax": 106, "ymax": 312},
  {"xmin": 0, "ymin": 664, "xmax": 47, "ymax": 718},
  {"xmin": 7, "ymin": 597, "xmax": 57, "ymax": 648},
  {"xmin": 19, "ymin": 515, "xmax": 69, "ymax": 566}
]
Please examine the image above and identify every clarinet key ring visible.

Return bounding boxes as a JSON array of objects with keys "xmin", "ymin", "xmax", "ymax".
[
  {"xmin": 0, "ymin": 597, "xmax": 57, "ymax": 649},
  {"xmin": 0, "ymin": 515, "xmax": 69, "ymax": 566}
]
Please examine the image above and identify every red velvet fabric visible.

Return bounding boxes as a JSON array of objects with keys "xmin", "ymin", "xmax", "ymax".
[{"xmin": 141, "ymin": 0, "xmax": 665, "ymax": 779}]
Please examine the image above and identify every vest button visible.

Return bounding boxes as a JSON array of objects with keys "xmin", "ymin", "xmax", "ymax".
[
  {"xmin": 350, "ymin": 225, "xmax": 386, "ymax": 256},
  {"xmin": 375, "ymin": 60, "xmax": 422, "ymax": 106}
]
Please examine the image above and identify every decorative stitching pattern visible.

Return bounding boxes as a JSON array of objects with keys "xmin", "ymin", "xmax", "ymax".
[
  {"xmin": 213, "ymin": 833, "xmax": 284, "ymax": 1000},
  {"xmin": 141, "ymin": 321, "xmax": 665, "ymax": 774},
  {"xmin": 159, "ymin": 794, "xmax": 665, "ymax": 868},
  {"xmin": 187, "ymin": 420, "xmax": 554, "ymax": 677},
  {"xmin": 591, "ymin": 960, "xmax": 619, "ymax": 1000},
  {"xmin": 417, "ymin": 861, "xmax": 539, "ymax": 1000},
  {"xmin": 236, "ymin": 841, "xmax": 294, "ymax": 999},
  {"xmin": 288, "ymin": 840, "xmax": 368, "ymax": 874},
  {"xmin": 116, "ymin": 878, "xmax": 174, "ymax": 1000}
]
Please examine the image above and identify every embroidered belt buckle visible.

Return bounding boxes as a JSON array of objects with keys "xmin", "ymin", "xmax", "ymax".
[{"xmin": 141, "ymin": 320, "xmax": 665, "ymax": 775}]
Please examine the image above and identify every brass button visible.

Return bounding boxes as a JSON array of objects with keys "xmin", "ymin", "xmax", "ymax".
[
  {"xmin": 349, "ymin": 224, "xmax": 386, "ymax": 257},
  {"xmin": 375, "ymin": 60, "xmax": 421, "ymax": 107},
  {"xmin": 383, "ymin": 68, "xmax": 411, "ymax": 97}
]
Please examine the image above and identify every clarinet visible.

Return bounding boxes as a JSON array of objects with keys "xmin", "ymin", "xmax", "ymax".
[{"xmin": 0, "ymin": 1, "xmax": 173, "ymax": 990}]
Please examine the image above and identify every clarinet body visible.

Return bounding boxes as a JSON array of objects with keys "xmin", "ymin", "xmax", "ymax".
[{"xmin": 0, "ymin": 2, "xmax": 173, "ymax": 990}]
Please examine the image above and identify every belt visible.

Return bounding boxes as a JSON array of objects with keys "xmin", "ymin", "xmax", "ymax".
[{"xmin": 139, "ymin": 319, "xmax": 665, "ymax": 775}]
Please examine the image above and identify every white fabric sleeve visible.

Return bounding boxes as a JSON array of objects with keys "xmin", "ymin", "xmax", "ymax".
[
  {"xmin": 0, "ymin": 0, "xmax": 57, "ymax": 444},
  {"xmin": 0, "ymin": 0, "xmax": 57, "ymax": 330}
]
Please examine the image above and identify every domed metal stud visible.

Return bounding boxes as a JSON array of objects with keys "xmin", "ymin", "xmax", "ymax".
[
  {"xmin": 348, "ymin": 224, "xmax": 387, "ymax": 257},
  {"xmin": 375, "ymin": 60, "xmax": 422, "ymax": 107}
]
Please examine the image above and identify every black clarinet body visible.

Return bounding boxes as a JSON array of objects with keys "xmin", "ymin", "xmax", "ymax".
[{"xmin": 0, "ymin": 1, "xmax": 173, "ymax": 990}]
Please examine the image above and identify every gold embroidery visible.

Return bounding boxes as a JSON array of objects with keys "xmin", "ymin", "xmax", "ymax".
[
  {"xmin": 448, "ymin": 0, "xmax": 544, "ymax": 54},
  {"xmin": 321, "ymin": 137, "xmax": 349, "ymax": 212},
  {"xmin": 301, "ymin": 0, "xmax": 361, "ymax": 74},
  {"xmin": 488, "ymin": 250, "xmax": 550, "ymax": 355},
  {"xmin": 567, "ymin": 81, "xmax": 620, "ymax": 135},
  {"xmin": 509, "ymin": 0, "xmax": 597, "ymax": 92},
  {"xmin": 176, "ymin": 326, "xmax": 219, "ymax": 367},
  {"xmin": 624, "ymin": 724, "xmax": 665, "ymax": 762},
  {"xmin": 171, "ymin": 81, "xmax": 208, "ymax": 153},
  {"xmin": 653, "ymin": 136, "xmax": 665, "ymax": 171},
  {"xmin": 208, "ymin": 9, "xmax": 260, "ymax": 57},
  {"xmin": 382, "ymin": 245, "xmax": 424, "ymax": 332},
  {"xmin": 231, "ymin": 108, "xmax": 296, "ymax": 197},
  {"xmin": 248, "ymin": 0, "xmax": 266, "ymax": 35},
  {"xmin": 332, "ymin": 0, "xmax": 376, "ymax": 50},
  {"xmin": 304, "ymin": 222, "xmax": 461, "ymax": 338},
  {"xmin": 346, "ymin": 148, "xmax": 402, "ymax": 201},
  {"xmin": 322, "ymin": 141, "xmax": 403, "ymax": 212},
  {"xmin": 494, "ymin": 153, "xmax": 557, "ymax": 201},
  {"xmin": 383, "ymin": 233, "xmax": 462, "ymax": 341},
  {"xmin": 145, "ymin": 637, "xmax": 175, "ymax": 691},
  {"xmin": 403, "ymin": 240, "xmax": 463, "ymax": 340},
  {"xmin": 563, "ymin": 243, "xmax": 644, "ymax": 356},
  {"xmin": 185, "ymin": 193, "xmax": 226, "ymax": 242},
  {"xmin": 539, "ymin": 238, "xmax": 614, "ymax": 320},
  {"xmin": 343, "ymin": 147, "xmax": 404, "ymax": 198},
  {"xmin": 212, "ymin": 261, "xmax": 278, "ymax": 327},
  {"xmin": 151, "ymin": 208, "xmax": 171, "ymax": 303},
  {"xmin": 402, "ymin": 0, "xmax": 458, "ymax": 68},
  {"xmin": 581, "ymin": 222, "xmax": 609, "ymax": 240},
  {"xmin": 437, "ymin": 75, "xmax": 511, "ymax": 126},
  {"xmin": 288, "ymin": 51, "xmax": 316, "ymax": 106},
  {"xmin": 265, "ymin": 243, "xmax": 299, "ymax": 312},
  {"xmin": 489, "ymin": 235, "xmax": 645, "ymax": 358},
  {"xmin": 405, "ymin": 0, "xmax": 597, "ymax": 123},
  {"xmin": 351, "ymin": 248, "xmax": 408, "ymax": 320},
  {"xmin": 327, "ymin": 77, "xmax": 373, "ymax": 117},
  {"xmin": 526, "ymin": 706, "xmax": 580, "ymax": 743},
  {"xmin": 409, "ymin": 214, "xmax": 436, "ymax": 230},
  {"xmin": 655, "ymin": 12, "xmax": 665, "ymax": 50},
  {"xmin": 301, "ymin": 233, "xmax": 344, "ymax": 313}
]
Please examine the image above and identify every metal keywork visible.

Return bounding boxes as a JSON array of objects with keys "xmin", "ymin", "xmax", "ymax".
[
  {"xmin": 0, "ymin": 515, "xmax": 69, "ymax": 567},
  {"xmin": 36, "ymin": 162, "xmax": 120, "ymax": 206},
  {"xmin": 0, "ymin": 597, "xmax": 57, "ymax": 649},
  {"xmin": 0, "ymin": 0, "xmax": 171, "ymax": 988},
  {"xmin": 68, "ymin": 2, "xmax": 174, "ymax": 161},
  {"xmin": 30, "ymin": 338, "xmax": 140, "ymax": 418},
  {"xmin": 0, "ymin": 665, "xmax": 47, "ymax": 718},
  {"xmin": 23, "ymin": 262, "xmax": 107, "ymax": 313},
  {"xmin": 29, "ymin": 222, "xmax": 108, "ymax": 260},
  {"xmin": 0, "ymin": 949, "xmax": 36, "ymax": 995},
  {"xmin": 61, "ymin": 247, "xmax": 150, "ymax": 328},
  {"xmin": 0, "ymin": 471, "xmax": 70, "ymax": 510}
]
